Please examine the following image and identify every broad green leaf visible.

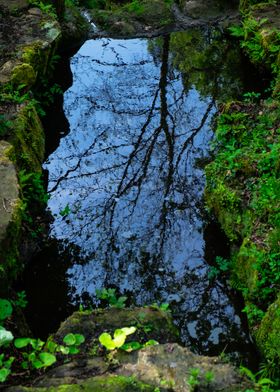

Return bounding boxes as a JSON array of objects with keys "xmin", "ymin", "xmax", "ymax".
[
  {"xmin": 32, "ymin": 359, "xmax": 44, "ymax": 369},
  {"xmin": 30, "ymin": 339, "xmax": 44, "ymax": 350},
  {"xmin": 0, "ymin": 368, "xmax": 10, "ymax": 382},
  {"xmin": 99, "ymin": 332, "xmax": 116, "ymax": 350},
  {"xmin": 68, "ymin": 346, "xmax": 79, "ymax": 355},
  {"xmin": 58, "ymin": 345, "xmax": 70, "ymax": 355},
  {"xmin": 39, "ymin": 352, "xmax": 56, "ymax": 367},
  {"xmin": 74, "ymin": 334, "xmax": 85, "ymax": 345},
  {"xmin": 120, "ymin": 327, "xmax": 136, "ymax": 336},
  {"xmin": 21, "ymin": 361, "xmax": 29, "ymax": 370},
  {"xmin": 14, "ymin": 337, "xmax": 32, "ymax": 349},
  {"xmin": 0, "ymin": 299, "xmax": 13, "ymax": 321},
  {"xmin": 45, "ymin": 340, "xmax": 57, "ymax": 353},
  {"xmin": 63, "ymin": 333, "xmax": 76, "ymax": 346},
  {"xmin": 144, "ymin": 340, "xmax": 159, "ymax": 347},
  {"xmin": 121, "ymin": 341, "xmax": 142, "ymax": 352},
  {"xmin": 113, "ymin": 329, "xmax": 127, "ymax": 348},
  {"xmin": 0, "ymin": 328, "xmax": 14, "ymax": 347}
]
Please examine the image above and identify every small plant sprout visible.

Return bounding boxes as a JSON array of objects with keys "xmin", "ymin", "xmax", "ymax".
[{"xmin": 99, "ymin": 327, "xmax": 136, "ymax": 351}]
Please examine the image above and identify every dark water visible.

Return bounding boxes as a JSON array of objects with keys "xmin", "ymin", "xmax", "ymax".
[{"xmin": 22, "ymin": 29, "xmax": 261, "ymax": 363}]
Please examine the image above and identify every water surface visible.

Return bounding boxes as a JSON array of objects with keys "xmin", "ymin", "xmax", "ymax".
[{"xmin": 29, "ymin": 30, "xmax": 258, "ymax": 360}]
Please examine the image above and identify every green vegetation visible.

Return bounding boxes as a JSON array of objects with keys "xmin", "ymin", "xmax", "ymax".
[
  {"xmin": 0, "ymin": 296, "xmax": 85, "ymax": 383},
  {"xmin": 204, "ymin": 1, "xmax": 280, "ymax": 388},
  {"xmin": 96, "ymin": 288, "xmax": 128, "ymax": 309},
  {"xmin": 186, "ymin": 368, "xmax": 215, "ymax": 391}
]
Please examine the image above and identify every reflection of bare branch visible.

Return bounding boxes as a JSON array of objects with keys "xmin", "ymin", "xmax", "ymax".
[{"xmin": 175, "ymin": 99, "xmax": 214, "ymax": 170}]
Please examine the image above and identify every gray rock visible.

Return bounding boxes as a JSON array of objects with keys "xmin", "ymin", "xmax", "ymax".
[{"xmin": 0, "ymin": 141, "xmax": 19, "ymax": 245}]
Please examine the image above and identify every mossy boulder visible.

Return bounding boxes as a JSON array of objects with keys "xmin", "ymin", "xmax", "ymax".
[
  {"xmin": 256, "ymin": 295, "xmax": 280, "ymax": 377},
  {"xmin": 6, "ymin": 375, "xmax": 156, "ymax": 392},
  {"xmin": 6, "ymin": 308, "xmax": 253, "ymax": 391},
  {"xmin": 55, "ymin": 307, "xmax": 180, "ymax": 351},
  {"xmin": 11, "ymin": 103, "xmax": 45, "ymax": 172},
  {"xmin": 11, "ymin": 63, "xmax": 37, "ymax": 89}
]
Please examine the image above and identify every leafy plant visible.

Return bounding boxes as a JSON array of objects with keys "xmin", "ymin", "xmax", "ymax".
[
  {"xmin": 12, "ymin": 291, "xmax": 28, "ymax": 309},
  {"xmin": 0, "ymin": 354, "xmax": 14, "ymax": 383},
  {"xmin": 0, "ymin": 299, "xmax": 13, "ymax": 322},
  {"xmin": 0, "ymin": 115, "xmax": 12, "ymax": 138},
  {"xmin": 96, "ymin": 288, "xmax": 127, "ymax": 309},
  {"xmin": 13, "ymin": 333, "xmax": 85, "ymax": 372},
  {"xmin": 0, "ymin": 327, "xmax": 14, "ymax": 348},
  {"xmin": 241, "ymin": 366, "xmax": 275, "ymax": 392},
  {"xmin": 99, "ymin": 327, "xmax": 136, "ymax": 350},
  {"xmin": 63, "ymin": 333, "xmax": 85, "ymax": 354},
  {"xmin": 28, "ymin": 0, "xmax": 57, "ymax": 18}
]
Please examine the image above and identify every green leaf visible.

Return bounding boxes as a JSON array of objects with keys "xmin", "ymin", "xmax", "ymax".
[
  {"xmin": 38, "ymin": 352, "xmax": 56, "ymax": 367},
  {"xmin": 0, "ymin": 328, "xmax": 14, "ymax": 347},
  {"xmin": 0, "ymin": 368, "xmax": 10, "ymax": 383},
  {"xmin": 0, "ymin": 299, "xmax": 13, "ymax": 321},
  {"xmin": 113, "ymin": 329, "xmax": 127, "ymax": 348},
  {"xmin": 121, "ymin": 341, "xmax": 142, "ymax": 352},
  {"xmin": 32, "ymin": 359, "xmax": 44, "ymax": 369},
  {"xmin": 68, "ymin": 346, "xmax": 79, "ymax": 355},
  {"xmin": 58, "ymin": 345, "xmax": 70, "ymax": 355},
  {"xmin": 74, "ymin": 334, "xmax": 85, "ymax": 346},
  {"xmin": 120, "ymin": 327, "xmax": 136, "ymax": 336},
  {"xmin": 30, "ymin": 338, "xmax": 44, "ymax": 350},
  {"xmin": 257, "ymin": 378, "xmax": 274, "ymax": 386},
  {"xmin": 144, "ymin": 339, "xmax": 158, "ymax": 347},
  {"xmin": 99, "ymin": 332, "xmax": 116, "ymax": 350},
  {"xmin": 14, "ymin": 337, "xmax": 32, "ymax": 349},
  {"xmin": 63, "ymin": 333, "xmax": 76, "ymax": 346}
]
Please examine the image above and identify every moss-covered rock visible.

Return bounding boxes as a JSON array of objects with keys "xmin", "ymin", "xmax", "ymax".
[
  {"xmin": 11, "ymin": 63, "xmax": 37, "ymax": 89},
  {"xmin": 11, "ymin": 103, "xmax": 45, "ymax": 172},
  {"xmin": 6, "ymin": 375, "xmax": 156, "ymax": 392},
  {"xmin": 55, "ymin": 307, "xmax": 180, "ymax": 351},
  {"xmin": 256, "ymin": 296, "xmax": 280, "ymax": 378}
]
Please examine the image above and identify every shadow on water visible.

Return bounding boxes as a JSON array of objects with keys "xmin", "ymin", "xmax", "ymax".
[{"xmin": 20, "ymin": 27, "xmax": 266, "ymax": 366}]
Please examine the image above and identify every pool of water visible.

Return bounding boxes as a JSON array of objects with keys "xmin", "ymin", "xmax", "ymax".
[{"xmin": 21, "ymin": 29, "xmax": 261, "ymax": 363}]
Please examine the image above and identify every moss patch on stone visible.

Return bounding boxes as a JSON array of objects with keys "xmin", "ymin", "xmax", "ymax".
[
  {"xmin": 55, "ymin": 307, "xmax": 179, "ymax": 352},
  {"xmin": 6, "ymin": 375, "xmax": 156, "ymax": 392},
  {"xmin": 11, "ymin": 63, "xmax": 37, "ymax": 89},
  {"xmin": 10, "ymin": 102, "xmax": 45, "ymax": 172},
  {"xmin": 256, "ymin": 296, "xmax": 280, "ymax": 377}
]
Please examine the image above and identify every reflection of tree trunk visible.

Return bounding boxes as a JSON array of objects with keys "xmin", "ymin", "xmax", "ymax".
[
  {"xmin": 159, "ymin": 35, "xmax": 173, "ymax": 196},
  {"xmin": 158, "ymin": 35, "xmax": 175, "ymax": 247}
]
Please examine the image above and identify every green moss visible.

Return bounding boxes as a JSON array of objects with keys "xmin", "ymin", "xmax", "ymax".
[
  {"xmin": 11, "ymin": 103, "xmax": 45, "ymax": 172},
  {"xmin": 256, "ymin": 296, "xmax": 280, "ymax": 378},
  {"xmin": 234, "ymin": 238, "xmax": 259, "ymax": 297},
  {"xmin": 8, "ymin": 375, "xmax": 156, "ymax": 391},
  {"xmin": 11, "ymin": 63, "xmax": 37, "ymax": 89}
]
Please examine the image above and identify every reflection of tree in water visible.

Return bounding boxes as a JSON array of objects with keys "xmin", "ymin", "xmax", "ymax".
[
  {"xmin": 167, "ymin": 29, "xmax": 245, "ymax": 101},
  {"xmin": 45, "ymin": 33, "xmax": 254, "ymax": 356}
]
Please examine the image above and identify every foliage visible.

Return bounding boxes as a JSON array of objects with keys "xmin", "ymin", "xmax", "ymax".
[
  {"xmin": 98, "ymin": 326, "xmax": 158, "ymax": 352},
  {"xmin": 208, "ymin": 256, "xmax": 232, "ymax": 279},
  {"xmin": 0, "ymin": 115, "xmax": 12, "ymax": 138},
  {"xmin": 0, "ymin": 296, "xmax": 84, "ymax": 383},
  {"xmin": 0, "ymin": 300, "xmax": 13, "ymax": 322},
  {"xmin": 186, "ymin": 368, "xmax": 215, "ymax": 391},
  {"xmin": 241, "ymin": 366, "xmax": 275, "ymax": 392},
  {"xmin": 229, "ymin": 18, "xmax": 280, "ymax": 76},
  {"xmin": 99, "ymin": 327, "xmax": 136, "ymax": 350},
  {"xmin": 96, "ymin": 288, "xmax": 127, "ymax": 309},
  {"xmin": 28, "ymin": 0, "xmax": 57, "ymax": 18}
]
